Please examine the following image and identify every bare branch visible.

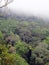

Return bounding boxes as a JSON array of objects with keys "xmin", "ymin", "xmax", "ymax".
[{"xmin": 0, "ymin": 0, "xmax": 14, "ymax": 8}]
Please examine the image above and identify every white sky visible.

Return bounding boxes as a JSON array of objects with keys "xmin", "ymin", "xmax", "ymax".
[{"xmin": 7, "ymin": 0, "xmax": 49, "ymax": 17}]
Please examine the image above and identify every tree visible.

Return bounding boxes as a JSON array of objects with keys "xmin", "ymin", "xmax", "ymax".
[
  {"xmin": 45, "ymin": 62, "xmax": 49, "ymax": 65},
  {"xmin": 0, "ymin": 43, "xmax": 29, "ymax": 65},
  {"xmin": 15, "ymin": 41, "xmax": 29, "ymax": 55},
  {"xmin": 0, "ymin": 31, "xmax": 3, "ymax": 40},
  {"xmin": 0, "ymin": 0, "xmax": 14, "ymax": 8}
]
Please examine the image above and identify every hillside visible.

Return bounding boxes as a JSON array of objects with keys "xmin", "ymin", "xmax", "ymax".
[{"xmin": 0, "ymin": 12, "xmax": 49, "ymax": 65}]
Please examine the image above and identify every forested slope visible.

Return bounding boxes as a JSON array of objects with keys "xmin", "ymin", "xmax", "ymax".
[{"xmin": 0, "ymin": 16, "xmax": 49, "ymax": 65}]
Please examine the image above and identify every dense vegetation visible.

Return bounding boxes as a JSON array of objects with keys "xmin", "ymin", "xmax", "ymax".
[{"xmin": 0, "ymin": 17, "xmax": 49, "ymax": 65}]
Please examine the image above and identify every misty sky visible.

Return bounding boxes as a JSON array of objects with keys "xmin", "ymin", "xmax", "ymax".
[{"xmin": 7, "ymin": 0, "xmax": 49, "ymax": 17}]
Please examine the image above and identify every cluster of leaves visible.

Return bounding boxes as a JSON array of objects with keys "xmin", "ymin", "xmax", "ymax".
[
  {"xmin": 0, "ymin": 18, "xmax": 49, "ymax": 65},
  {"xmin": 0, "ymin": 42, "xmax": 29, "ymax": 65}
]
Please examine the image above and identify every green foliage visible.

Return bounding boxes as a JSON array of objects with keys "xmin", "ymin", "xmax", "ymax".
[
  {"xmin": 0, "ymin": 18, "xmax": 49, "ymax": 65},
  {"xmin": 15, "ymin": 41, "xmax": 29, "ymax": 55},
  {"xmin": 36, "ymin": 58, "xmax": 44, "ymax": 65},
  {"xmin": 0, "ymin": 43, "xmax": 28, "ymax": 65},
  {"xmin": 43, "ymin": 36, "xmax": 49, "ymax": 45},
  {"xmin": 0, "ymin": 31, "xmax": 3, "ymax": 39},
  {"xmin": 45, "ymin": 62, "xmax": 49, "ymax": 65},
  {"xmin": 15, "ymin": 54, "xmax": 29, "ymax": 65}
]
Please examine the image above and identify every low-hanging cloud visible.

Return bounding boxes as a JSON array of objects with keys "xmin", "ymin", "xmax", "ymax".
[{"xmin": 7, "ymin": 0, "xmax": 49, "ymax": 17}]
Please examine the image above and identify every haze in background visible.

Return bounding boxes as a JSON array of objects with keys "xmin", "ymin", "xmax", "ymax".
[{"xmin": 7, "ymin": 0, "xmax": 49, "ymax": 18}]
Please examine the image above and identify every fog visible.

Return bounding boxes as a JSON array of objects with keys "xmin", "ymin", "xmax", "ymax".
[{"xmin": 7, "ymin": 0, "xmax": 49, "ymax": 17}]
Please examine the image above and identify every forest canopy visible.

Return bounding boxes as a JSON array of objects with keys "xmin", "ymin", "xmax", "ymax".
[{"xmin": 0, "ymin": 16, "xmax": 49, "ymax": 65}]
